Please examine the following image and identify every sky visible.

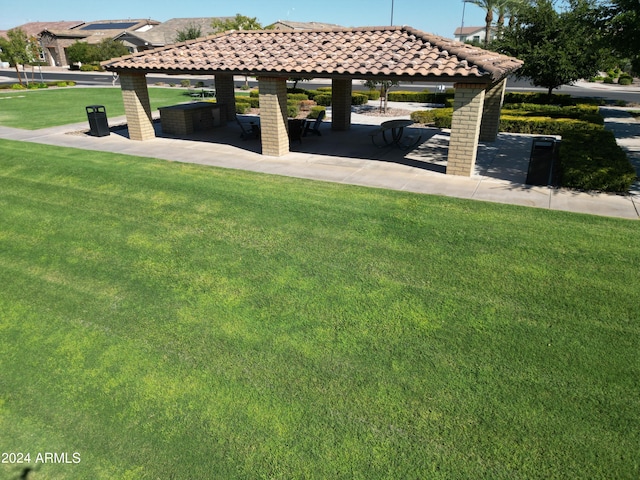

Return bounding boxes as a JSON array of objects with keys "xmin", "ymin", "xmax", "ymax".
[{"xmin": 0, "ymin": 0, "xmax": 491, "ymax": 39}]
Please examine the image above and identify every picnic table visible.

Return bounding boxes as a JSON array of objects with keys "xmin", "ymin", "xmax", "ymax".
[{"xmin": 370, "ymin": 119, "xmax": 422, "ymax": 149}]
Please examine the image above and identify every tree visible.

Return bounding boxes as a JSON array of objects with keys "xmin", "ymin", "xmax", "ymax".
[
  {"xmin": 66, "ymin": 38, "xmax": 129, "ymax": 66},
  {"xmin": 468, "ymin": 0, "xmax": 527, "ymax": 46},
  {"xmin": 0, "ymin": 28, "xmax": 31, "ymax": 85},
  {"xmin": 211, "ymin": 14, "xmax": 263, "ymax": 88},
  {"xmin": 211, "ymin": 14, "xmax": 262, "ymax": 33},
  {"xmin": 496, "ymin": 0, "xmax": 608, "ymax": 96},
  {"xmin": 606, "ymin": 0, "xmax": 640, "ymax": 74},
  {"xmin": 175, "ymin": 23, "xmax": 202, "ymax": 42},
  {"xmin": 364, "ymin": 80, "xmax": 399, "ymax": 113}
]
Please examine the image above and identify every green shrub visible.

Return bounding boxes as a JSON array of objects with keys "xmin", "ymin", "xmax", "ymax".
[
  {"xmin": 619, "ymin": 77, "xmax": 633, "ymax": 86},
  {"xmin": 10, "ymin": 83, "xmax": 26, "ymax": 90},
  {"xmin": 433, "ymin": 108, "xmax": 453, "ymax": 128},
  {"xmin": 411, "ymin": 110, "xmax": 437, "ymax": 124},
  {"xmin": 351, "ymin": 93, "xmax": 368, "ymax": 106},
  {"xmin": 287, "ymin": 103, "xmax": 299, "ymax": 118},
  {"xmin": 180, "ymin": 80, "xmax": 191, "ymax": 87},
  {"xmin": 500, "ymin": 116, "xmax": 602, "ymax": 135},
  {"xmin": 307, "ymin": 106, "xmax": 326, "ymax": 119},
  {"xmin": 315, "ymin": 94, "xmax": 332, "ymax": 106},
  {"xmin": 503, "ymin": 92, "xmax": 578, "ymax": 106},
  {"xmin": 249, "ymin": 90, "xmax": 260, "ymax": 98},
  {"xmin": 410, "ymin": 108, "xmax": 453, "ymax": 128},
  {"xmin": 195, "ymin": 81, "xmax": 205, "ymax": 88},
  {"xmin": 603, "ymin": 77, "xmax": 615, "ymax": 84},
  {"xmin": 559, "ymin": 130, "xmax": 636, "ymax": 192},
  {"xmin": 316, "ymin": 86, "xmax": 332, "ymax": 92},
  {"xmin": 79, "ymin": 64, "xmax": 100, "ymax": 71},
  {"xmin": 236, "ymin": 96, "xmax": 259, "ymax": 108},
  {"xmin": 502, "ymin": 104, "xmax": 603, "ymax": 125},
  {"xmin": 235, "ymin": 102, "xmax": 251, "ymax": 114},
  {"xmin": 358, "ymin": 90, "xmax": 381, "ymax": 101},
  {"xmin": 287, "ymin": 93, "xmax": 309, "ymax": 101}
]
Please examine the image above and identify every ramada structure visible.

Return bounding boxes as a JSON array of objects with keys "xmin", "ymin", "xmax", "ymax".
[{"xmin": 102, "ymin": 26, "xmax": 523, "ymax": 176}]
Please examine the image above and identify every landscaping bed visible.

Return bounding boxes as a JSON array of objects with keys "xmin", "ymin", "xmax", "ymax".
[{"xmin": 410, "ymin": 92, "xmax": 636, "ymax": 193}]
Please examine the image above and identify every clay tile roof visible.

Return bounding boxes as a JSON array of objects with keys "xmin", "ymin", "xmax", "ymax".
[{"xmin": 102, "ymin": 26, "xmax": 523, "ymax": 82}]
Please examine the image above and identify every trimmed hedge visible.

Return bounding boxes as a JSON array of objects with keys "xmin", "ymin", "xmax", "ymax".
[
  {"xmin": 388, "ymin": 91, "xmax": 455, "ymax": 103},
  {"xmin": 503, "ymin": 92, "xmax": 604, "ymax": 106},
  {"xmin": 410, "ymin": 109, "xmax": 453, "ymax": 128},
  {"xmin": 236, "ymin": 96, "xmax": 260, "ymax": 108},
  {"xmin": 235, "ymin": 102, "xmax": 251, "ymax": 114},
  {"xmin": 559, "ymin": 130, "xmax": 636, "ymax": 192},
  {"xmin": 313, "ymin": 94, "xmax": 331, "ymax": 106},
  {"xmin": 352, "ymin": 93, "xmax": 369, "ymax": 106},
  {"xmin": 500, "ymin": 116, "xmax": 602, "ymax": 135},
  {"xmin": 307, "ymin": 106, "xmax": 326, "ymax": 119}
]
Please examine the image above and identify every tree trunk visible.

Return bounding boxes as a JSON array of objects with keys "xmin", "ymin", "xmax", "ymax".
[
  {"xmin": 484, "ymin": 11, "xmax": 494, "ymax": 48},
  {"xmin": 13, "ymin": 64, "xmax": 23, "ymax": 85}
]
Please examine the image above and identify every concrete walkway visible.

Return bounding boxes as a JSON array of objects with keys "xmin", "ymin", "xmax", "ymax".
[{"xmin": 0, "ymin": 103, "xmax": 638, "ymax": 220}]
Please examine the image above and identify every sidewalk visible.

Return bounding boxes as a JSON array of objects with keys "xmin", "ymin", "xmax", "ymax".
[{"xmin": 0, "ymin": 104, "xmax": 638, "ymax": 220}]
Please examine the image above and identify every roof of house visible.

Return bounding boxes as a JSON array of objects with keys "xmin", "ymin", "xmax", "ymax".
[
  {"xmin": 267, "ymin": 20, "xmax": 344, "ymax": 31},
  {"xmin": 103, "ymin": 25, "xmax": 523, "ymax": 82},
  {"xmin": 117, "ymin": 17, "xmax": 233, "ymax": 47},
  {"xmin": 454, "ymin": 26, "xmax": 494, "ymax": 36},
  {"xmin": 0, "ymin": 21, "xmax": 83, "ymax": 39},
  {"xmin": 42, "ymin": 19, "xmax": 159, "ymax": 43}
]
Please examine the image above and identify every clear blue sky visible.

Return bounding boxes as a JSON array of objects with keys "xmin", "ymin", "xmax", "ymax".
[{"xmin": 0, "ymin": 0, "xmax": 491, "ymax": 39}]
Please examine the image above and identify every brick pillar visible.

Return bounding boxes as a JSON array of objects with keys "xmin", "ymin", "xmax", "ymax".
[
  {"xmin": 480, "ymin": 79, "xmax": 506, "ymax": 142},
  {"xmin": 214, "ymin": 74, "xmax": 236, "ymax": 122},
  {"xmin": 120, "ymin": 72, "xmax": 155, "ymax": 141},
  {"xmin": 331, "ymin": 78, "xmax": 352, "ymax": 131},
  {"xmin": 258, "ymin": 77, "xmax": 289, "ymax": 157},
  {"xmin": 447, "ymin": 83, "xmax": 486, "ymax": 176}
]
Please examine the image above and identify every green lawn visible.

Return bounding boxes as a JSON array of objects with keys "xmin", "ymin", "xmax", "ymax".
[
  {"xmin": 1, "ymin": 139, "xmax": 639, "ymax": 479},
  {"xmin": 0, "ymin": 87, "xmax": 191, "ymax": 129}
]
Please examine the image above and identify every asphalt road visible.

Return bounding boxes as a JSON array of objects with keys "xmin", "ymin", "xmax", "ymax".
[{"xmin": 1, "ymin": 68, "xmax": 639, "ymax": 104}]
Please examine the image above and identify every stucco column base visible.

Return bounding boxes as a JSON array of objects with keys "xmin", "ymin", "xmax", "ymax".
[
  {"xmin": 446, "ymin": 83, "xmax": 486, "ymax": 176},
  {"xmin": 480, "ymin": 79, "xmax": 507, "ymax": 142},
  {"xmin": 258, "ymin": 77, "xmax": 289, "ymax": 157},
  {"xmin": 120, "ymin": 72, "xmax": 155, "ymax": 141},
  {"xmin": 331, "ymin": 79, "xmax": 352, "ymax": 131}
]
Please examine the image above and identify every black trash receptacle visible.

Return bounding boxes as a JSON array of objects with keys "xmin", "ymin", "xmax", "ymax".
[{"xmin": 86, "ymin": 105, "xmax": 110, "ymax": 137}]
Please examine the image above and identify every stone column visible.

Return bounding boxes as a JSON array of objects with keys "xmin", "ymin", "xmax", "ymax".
[
  {"xmin": 480, "ymin": 79, "xmax": 507, "ymax": 142},
  {"xmin": 214, "ymin": 74, "xmax": 236, "ymax": 122},
  {"xmin": 258, "ymin": 77, "xmax": 289, "ymax": 157},
  {"xmin": 447, "ymin": 83, "xmax": 486, "ymax": 176},
  {"xmin": 120, "ymin": 72, "xmax": 155, "ymax": 141},
  {"xmin": 331, "ymin": 78, "xmax": 352, "ymax": 131}
]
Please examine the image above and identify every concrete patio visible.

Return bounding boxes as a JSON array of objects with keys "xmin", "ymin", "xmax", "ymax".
[{"xmin": 0, "ymin": 102, "xmax": 637, "ymax": 220}]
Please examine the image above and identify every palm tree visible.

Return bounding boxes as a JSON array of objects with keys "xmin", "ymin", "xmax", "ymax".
[
  {"xmin": 468, "ymin": 0, "xmax": 497, "ymax": 47},
  {"xmin": 469, "ymin": 0, "xmax": 526, "ymax": 47}
]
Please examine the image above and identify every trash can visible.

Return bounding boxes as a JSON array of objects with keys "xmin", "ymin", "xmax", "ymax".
[{"xmin": 86, "ymin": 105, "xmax": 110, "ymax": 137}]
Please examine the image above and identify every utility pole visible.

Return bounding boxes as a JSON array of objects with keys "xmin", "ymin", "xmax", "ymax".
[{"xmin": 391, "ymin": 0, "xmax": 395, "ymax": 26}]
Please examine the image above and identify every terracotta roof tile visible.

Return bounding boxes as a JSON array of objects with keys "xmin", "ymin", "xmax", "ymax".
[{"xmin": 103, "ymin": 26, "xmax": 522, "ymax": 82}]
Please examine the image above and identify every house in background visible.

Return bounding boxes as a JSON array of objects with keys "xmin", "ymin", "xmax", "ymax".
[
  {"xmin": 267, "ymin": 20, "xmax": 344, "ymax": 31},
  {"xmin": 114, "ymin": 17, "xmax": 233, "ymax": 54},
  {"xmin": 453, "ymin": 26, "xmax": 496, "ymax": 44},
  {"xmin": 39, "ymin": 19, "xmax": 159, "ymax": 67},
  {"xmin": 0, "ymin": 21, "xmax": 83, "ymax": 64}
]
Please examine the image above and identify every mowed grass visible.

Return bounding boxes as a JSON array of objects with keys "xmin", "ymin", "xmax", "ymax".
[
  {"xmin": 1, "ymin": 139, "xmax": 639, "ymax": 479},
  {"xmin": 0, "ymin": 87, "xmax": 190, "ymax": 129}
]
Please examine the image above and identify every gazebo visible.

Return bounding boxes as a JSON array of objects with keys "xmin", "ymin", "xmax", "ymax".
[{"xmin": 102, "ymin": 26, "xmax": 523, "ymax": 176}]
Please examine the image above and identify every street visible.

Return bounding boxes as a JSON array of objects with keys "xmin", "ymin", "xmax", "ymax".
[{"xmin": 1, "ymin": 67, "xmax": 639, "ymax": 104}]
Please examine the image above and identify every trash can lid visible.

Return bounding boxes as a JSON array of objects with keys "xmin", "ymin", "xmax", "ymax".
[{"xmin": 86, "ymin": 105, "xmax": 106, "ymax": 112}]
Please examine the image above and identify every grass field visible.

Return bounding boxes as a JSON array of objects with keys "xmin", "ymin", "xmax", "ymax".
[
  {"xmin": 1, "ymin": 138, "xmax": 639, "ymax": 479},
  {"xmin": 0, "ymin": 87, "xmax": 190, "ymax": 129}
]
